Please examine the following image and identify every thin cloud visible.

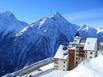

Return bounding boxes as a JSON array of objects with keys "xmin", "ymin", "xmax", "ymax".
[
  {"xmin": 64, "ymin": 8, "xmax": 103, "ymax": 27},
  {"xmin": 64, "ymin": 8, "xmax": 103, "ymax": 21}
]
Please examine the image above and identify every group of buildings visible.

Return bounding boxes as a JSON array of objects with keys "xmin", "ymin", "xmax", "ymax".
[{"xmin": 54, "ymin": 32, "xmax": 103, "ymax": 71}]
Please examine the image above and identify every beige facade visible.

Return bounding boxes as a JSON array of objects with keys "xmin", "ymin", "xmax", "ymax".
[
  {"xmin": 84, "ymin": 38, "xmax": 98, "ymax": 59},
  {"xmin": 54, "ymin": 45, "xmax": 68, "ymax": 71},
  {"xmin": 54, "ymin": 59, "xmax": 68, "ymax": 71},
  {"xmin": 85, "ymin": 51, "xmax": 97, "ymax": 59}
]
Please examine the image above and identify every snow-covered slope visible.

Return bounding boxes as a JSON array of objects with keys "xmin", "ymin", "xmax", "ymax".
[{"xmin": 64, "ymin": 55, "xmax": 103, "ymax": 77}]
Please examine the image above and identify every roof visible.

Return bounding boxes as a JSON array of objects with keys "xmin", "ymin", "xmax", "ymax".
[
  {"xmin": 39, "ymin": 70, "xmax": 68, "ymax": 77},
  {"xmin": 69, "ymin": 47, "xmax": 76, "ymax": 50},
  {"xmin": 80, "ymin": 42, "xmax": 85, "ymax": 47},
  {"xmin": 39, "ymin": 63, "xmax": 54, "ymax": 71},
  {"xmin": 84, "ymin": 38, "xmax": 97, "ymax": 51},
  {"xmin": 54, "ymin": 45, "xmax": 68, "ymax": 59},
  {"xmin": 73, "ymin": 36, "xmax": 81, "ymax": 44}
]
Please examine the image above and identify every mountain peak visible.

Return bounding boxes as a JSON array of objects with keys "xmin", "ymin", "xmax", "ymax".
[
  {"xmin": 51, "ymin": 12, "xmax": 63, "ymax": 19},
  {"xmin": 54, "ymin": 12, "xmax": 62, "ymax": 17},
  {"xmin": 0, "ymin": 11, "xmax": 15, "ymax": 19},
  {"xmin": 3, "ymin": 11, "xmax": 13, "ymax": 15},
  {"xmin": 0, "ymin": 11, "xmax": 29, "ymax": 35},
  {"xmin": 81, "ymin": 24, "xmax": 88, "ymax": 28}
]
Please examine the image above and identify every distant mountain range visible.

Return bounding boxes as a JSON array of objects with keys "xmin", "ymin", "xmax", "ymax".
[{"xmin": 0, "ymin": 11, "xmax": 103, "ymax": 76}]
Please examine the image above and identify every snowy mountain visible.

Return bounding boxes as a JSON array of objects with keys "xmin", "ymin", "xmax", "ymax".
[
  {"xmin": 78, "ymin": 25, "xmax": 103, "ymax": 42},
  {"xmin": 78, "ymin": 25, "xmax": 97, "ymax": 40},
  {"xmin": 0, "ymin": 11, "xmax": 103, "ymax": 76},
  {"xmin": 0, "ymin": 11, "xmax": 29, "ymax": 76},
  {"xmin": 0, "ymin": 11, "xmax": 29, "ymax": 36},
  {"xmin": 64, "ymin": 55, "xmax": 103, "ymax": 77},
  {"xmin": 96, "ymin": 27, "xmax": 103, "ymax": 42},
  {"xmin": 12, "ymin": 12, "xmax": 79, "ymax": 71}
]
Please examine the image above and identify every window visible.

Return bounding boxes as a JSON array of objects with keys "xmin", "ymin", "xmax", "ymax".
[
  {"xmin": 55, "ymin": 65, "xmax": 58, "ymax": 67},
  {"xmin": 77, "ymin": 50, "xmax": 79, "ymax": 52},
  {"xmin": 63, "ymin": 53, "xmax": 67, "ymax": 55},
  {"xmin": 76, "ymin": 54, "xmax": 79, "ymax": 56},
  {"xmin": 77, "ymin": 46, "xmax": 79, "ymax": 48},
  {"xmin": 63, "ymin": 69, "xmax": 65, "ymax": 71},
  {"xmin": 76, "ymin": 61, "xmax": 78, "ymax": 64},
  {"xmin": 76, "ymin": 57, "xmax": 78, "ymax": 60},
  {"xmin": 90, "ymin": 52, "xmax": 93, "ymax": 54},
  {"xmin": 63, "ymin": 46, "xmax": 67, "ymax": 50},
  {"xmin": 54, "ymin": 66, "xmax": 58, "ymax": 69},
  {"xmin": 29, "ymin": 75, "xmax": 32, "ymax": 77},
  {"xmin": 74, "ymin": 39, "xmax": 77, "ymax": 42},
  {"xmin": 63, "ymin": 65, "xmax": 65, "ymax": 67},
  {"xmin": 64, "ymin": 61, "xmax": 66, "ymax": 64},
  {"xmin": 90, "ymin": 56, "xmax": 92, "ymax": 58}
]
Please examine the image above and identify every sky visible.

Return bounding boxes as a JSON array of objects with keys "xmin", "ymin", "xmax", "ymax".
[{"xmin": 0, "ymin": 0, "xmax": 103, "ymax": 27}]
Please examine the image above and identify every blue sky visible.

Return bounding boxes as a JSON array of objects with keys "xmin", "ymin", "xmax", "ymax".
[{"xmin": 0, "ymin": 0, "xmax": 103, "ymax": 27}]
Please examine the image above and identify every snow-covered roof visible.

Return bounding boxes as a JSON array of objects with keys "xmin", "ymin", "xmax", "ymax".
[
  {"xmin": 69, "ymin": 47, "xmax": 76, "ymax": 50},
  {"xmin": 54, "ymin": 45, "xmax": 68, "ymax": 59},
  {"xmin": 84, "ymin": 38, "xmax": 97, "ymax": 51},
  {"xmin": 39, "ymin": 70, "xmax": 68, "ymax": 77},
  {"xmin": 80, "ymin": 42, "xmax": 85, "ymax": 47},
  {"xmin": 39, "ymin": 63, "xmax": 54, "ymax": 71}
]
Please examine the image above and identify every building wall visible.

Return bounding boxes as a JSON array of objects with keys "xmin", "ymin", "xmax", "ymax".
[
  {"xmin": 85, "ymin": 51, "xmax": 96, "ymax": 59},
  {"xmin": 68, "ymin": 49, "xmax": 75, "ymax": 70},
  {"xmin": 79, "ymin": 46, "xmax": 85, "ymax": 60},
  {"xmin": 84, "ymin": 40, "xmax": 98, "ymax": 59},
  {"xmin": 68, "ymin": 45, "xmax": 83, "ymax": 70},
  {"xmin": 54, "ymin": 59, "xmax": 68, "ymax": 71},
  {"xmin": 73, "ymin": 36, "xmax": 80, "ymax": 44},
  {"xmin": 74, "ymin": 48, "xmax": 84, "ymax": 66},
  {"xmin": 75, "ymin": 49, "xmax": 79, "ymax": 65}
]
